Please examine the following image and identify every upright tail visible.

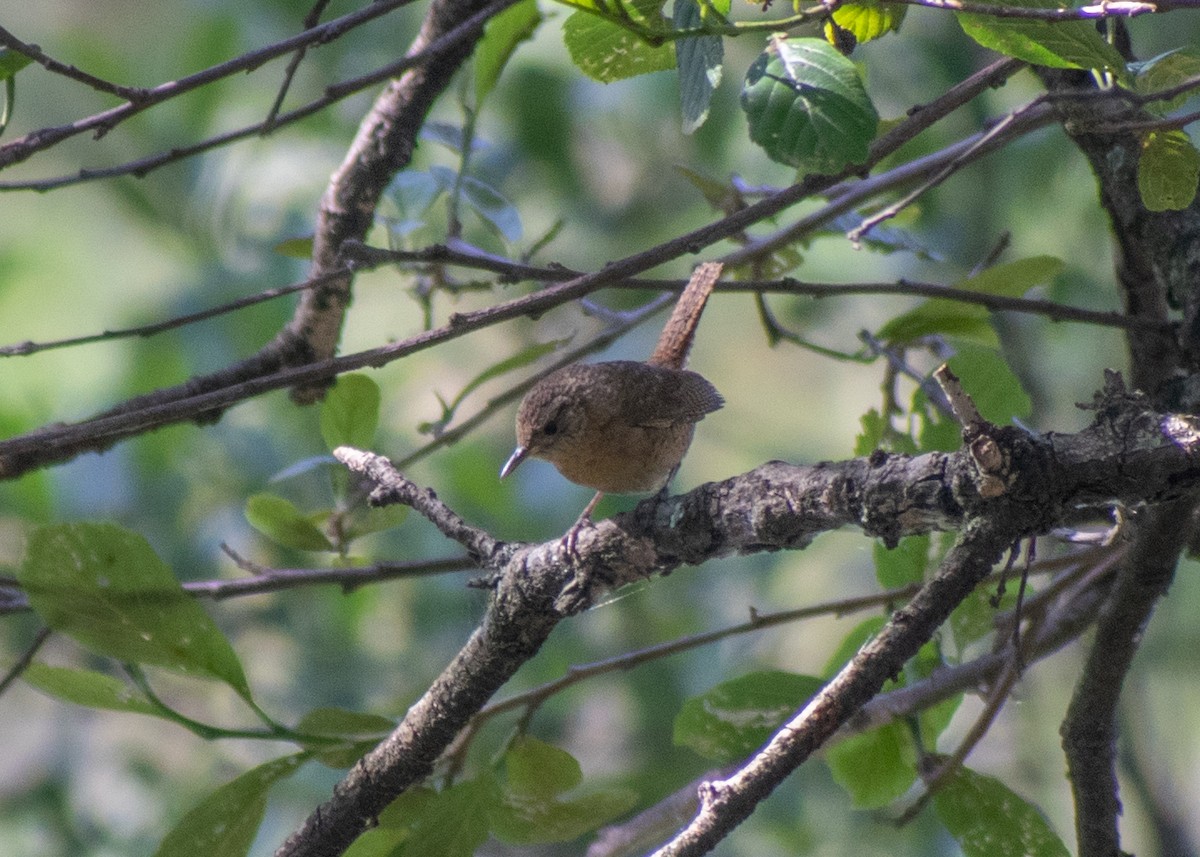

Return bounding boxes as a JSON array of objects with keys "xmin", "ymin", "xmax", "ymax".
[{"xmin": 647, "ymin": 261, "xmax": 723, "ymax": 370}]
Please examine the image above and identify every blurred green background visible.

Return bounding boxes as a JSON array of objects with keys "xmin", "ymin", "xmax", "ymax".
[{"xmin": 3, "ymin": 1, "xmax": 1200, "ymax": 855}]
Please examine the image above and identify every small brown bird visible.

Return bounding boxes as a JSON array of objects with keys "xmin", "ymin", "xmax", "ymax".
[{"xmin": 501, "ymin": 262, "xmax": 725, "ymax": 526}]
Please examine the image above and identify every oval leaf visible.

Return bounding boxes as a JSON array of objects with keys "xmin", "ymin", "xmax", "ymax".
[
  {"xmin": 154, "ymin": 755, "xmax": 307, "ymax": 857},
  {"xmin": 563, "ymin": 4, "xmax": 675, "ymax": 83},
  {"xmin": 19, "ymin": 523, "xmax": 251, "ymax": 697},
  {"xmin": 741, "ymin": 37, "xmax": 878, "ymax": 173},
  {"xmin": 245, "ymin": 493, "xmax": 335, "ymax": 552},
  {"xmin": 674, "ymin": 670, "xmax": 825, "ymax": 762},
  {"xmin": 934, "ymin": 767, "xmax": 1070, "ymax": 857},
  {"xmin": 475, "ymin": 0, "xmax": 542, "ymax": 105},
  {"xmin": 957, "ymin": 0, "xmax": 1124, "ymax": 72},
  {"xmin": 832, "ymin": 0, "xmax": 906, "ymax": 44},
  {"xmin": 1139, "ymin": 129, "xmax": 1200, "ymax": 212},
  {"xmin": 504, "ymin": 736, "xmax": 582, "ymax": 799},
  {"xmin": 23, "ymin": 662, "xmax": 158, "ymax": 715},
  {"xmin": 321, "ymin": 373, "xmax": 380, "ymax": 451},
  {"xmin": 826, "ymin": 721, "xmax": 917, "ymax": 808}
]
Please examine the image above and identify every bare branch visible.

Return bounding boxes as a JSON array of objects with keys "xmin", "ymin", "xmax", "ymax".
[
  {"xmin": 276, "ymin": 379, "xmax": 1200, "ymax": 856},
  {"xmin": 0, "ymin": 0, "xmax": 417, "ymax": 173}
]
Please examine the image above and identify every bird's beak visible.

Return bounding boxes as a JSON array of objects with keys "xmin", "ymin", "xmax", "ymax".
[{"xmin": 500, "ymin": 445, "xmax": 529, "ymax": 479}]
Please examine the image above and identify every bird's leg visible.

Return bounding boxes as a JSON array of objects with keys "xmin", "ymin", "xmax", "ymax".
[{"xmin": 563, "ymin": 491, "xmax": 604, "ymax": 556}]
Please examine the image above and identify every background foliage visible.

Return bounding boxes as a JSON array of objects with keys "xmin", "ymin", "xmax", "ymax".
[{"xmin": 3, "ymin": 1, "xmax": 1200, "ymax": 856}]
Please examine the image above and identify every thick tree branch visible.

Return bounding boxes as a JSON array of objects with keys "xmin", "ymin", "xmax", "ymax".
[
  {"xmin": 1061, "ymin": 500, "xmax": 1195, "ymax": 856},
  {"xmin": 276, "ymin": 375, "xmax": 1200, "ymax": 856},
  {"xmin": 290, "ymin": 0, "xmax": 521, "ymax": 401}
]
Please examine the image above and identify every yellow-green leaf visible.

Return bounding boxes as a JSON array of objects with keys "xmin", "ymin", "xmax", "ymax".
[
  {"xmin": 832, "ymin": 0, "xmax": 906, "ymax": 44},
  {"xmin": 1139, "ymin": 129, "xmax": 1200, "ymax": 212}
]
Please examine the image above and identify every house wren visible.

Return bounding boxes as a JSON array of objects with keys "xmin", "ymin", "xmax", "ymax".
[{"xmin": 500, "ymin": 262, "xmax": 724, "ymax": 522}]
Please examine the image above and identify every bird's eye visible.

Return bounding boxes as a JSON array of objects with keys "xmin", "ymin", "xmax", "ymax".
[{"xmin": 543, "ymin": 419, "xmax": 559, "ymax": 436}]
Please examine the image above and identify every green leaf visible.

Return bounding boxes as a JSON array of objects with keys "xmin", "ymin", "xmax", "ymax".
[
  {"xmin": 944, "ymin": 344, "xmax": 1032, "ymax": 426},
  {"xmin": 831, "ymin": 0, "xmax": 906, "ymax": 44},
  {"xmin": 674, "ymin": 0, "xmax": 723, "ymax": 133},
  {"xmin": 877, "ymin": 257, "xmax": 1061, "ymax": 347},
  {"xmin": 461, "ymin": 176, "xmax": 522, "ymax": 242},
  {"xmin": 23, "ymin": 663, "xmax": 158, "ymax": 715},
  {"xmin": 1139, "ymin": 130, "xmax": 1200, "ymax": 212},
  {"xmin": 154, "ymin": 754, "xmax": 307, "ymax": 857},
  {"xmin": 491, "ymin": 787, "xmax": 637, "ymax": 846},
  {"xmin": 504, "ymin": 736, "xmax": 582, "ymax": 799},
  {"xmin": 343, "ymin": 503, "xmax": 409, "ymax": 541},
  {"xmin": 874, "ymin": 534, "xmax": 930, "ymax": 589},
  {"xmin": 420, "ymin": 338, "xmax": 568, "ymax": 436},
  {"xmin": 877, "ymin": 300, "xmax": 995, "ymax": 347},
  {"xmin": 914, "ymin": 389, "xmax": 964, "ymax": 452},
  {"xmin": 823, "ymin": 616, "xmax": 885, "ymax": 678},
  {"xmin": 397, "ymin": 778, "xmax": 497, "ymax": 857},
  {"xmin": 957, "ymin": 0, "xmax": 1125, "ymax": 73},
  {"xmin": 826, "ymin": 721, "xmax": 917, "ymax": 808},
  {"xmin": 854, "ymin": 408, "xmax": 888, "ymax": 456},
  {"xmin": 934, "ymin": 767, "xmax": 1070, "ymax": 857},
  {"xmin": 674, "ymin": 670, "xmax": 824, "ymax": 762},
  {"xmin": 19, "ymin": 524, "xmax": 252, "ymax": 698},
  {"xmin": 245, "ymin": 493, "xmax": 335, "ymax": 552},
  {"xmin": 0, "ymin": 48, "xmax": 33, "ymax": 80},
  {"xmin": 493, "ymin": 738, "xmax": 637, "ymax": 844},
  {"xmin": 475, "ymin": 0, "xmax": 542, "ymax": 105},
  {"xmin": 273, "ymin": 236, "xmax": 313, "ymax": 259},
  {"xmin": 957, "ymin": 255, "xmax": 1064, "ymax": 297},
  {"xmin": 1133, "ymin": 49, "xmax": 1200, "ymax": 114},
  {"xmin": 740, "ymin": 36, "xmax": 878, "ymax": 173},
  {"xmin": 344, "ymin": 789, "xmax": 437, "ymax": 857},
  {"xmin": 320, "ymin": 373, "xmax": 381, "ymax": 450},
  {"xmin": 297, "ymin": 707, "xmax": 395, "ymax": 768},
  {"xmin": 298, "ymin": 706, "xmax": 395, "ymax": 737},
  {"xmin": 563, "ymin": 1, "xmax": 675, "ymax": 83}
]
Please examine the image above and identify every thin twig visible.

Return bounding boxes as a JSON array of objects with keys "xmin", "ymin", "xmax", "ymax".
[
  {"xmin": 262, "ymin": 0, "xmax": 333, "ymax": 132},
  {"xmin": 0, "ymin": 626, "xmax": 52, "ymax": 696},
  {"xmin": 0, "ymin": 25, "xmax": 144, "ymax": 100},
  {"xmin": 0, "ymin": 269, "xmax": 343, "ymax": 357}
]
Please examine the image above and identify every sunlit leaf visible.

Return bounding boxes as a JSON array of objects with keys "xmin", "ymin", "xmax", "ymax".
[
  {"xmin": 563, "ymin": 0, "xmax": 675, "ymax": 83},
  {"xmin": 944, "ymin": 344, "xmax": 1032, "ymax": 425},
  {"xmin": 674, "ymin": 670, "xmax": 824, "ymax": 762},
  {"xmin": 1139, "ymin": 129, "xmax": 1200, "ymax": 212},
  {"xmin": 874, "ymin": 534, "xmax": 930, "ymax": 589},
  {"xmin": 934, "ymin": 767, "xmax": 1070, "ymax": 857},
  {"xmin": 19, "ymin": 524, "xmax": 252, "ymax": 698},
  {"xmin": 957, "ymin": 0, "xmax": 1124, "ymax": 73},
  {"xmin": 154, "ymin": 755, "xmax": 307, "ymax": 857},
  {"xmin": 245, "ymin": 493, "xmax": 335, "ymax": 552},
  {"xmin": 831, "ymin": 0, "xmax": 906, "ymax": 44},
  {"xmin": 741, "ymin": 36, "xmax": 878, "ymax": 173},
  {"xmin": 827, "ymin": 721, "xmax": 917, "ymax": 808}
]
